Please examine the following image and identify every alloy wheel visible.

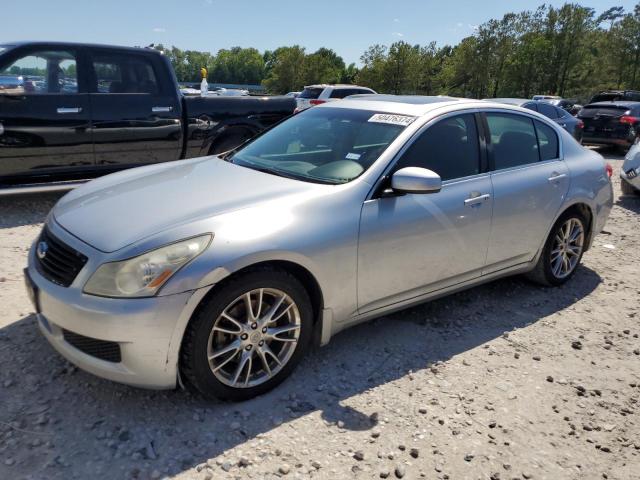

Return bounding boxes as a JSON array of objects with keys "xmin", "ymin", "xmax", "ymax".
[
  {"xmin": 550, "ymin": 218, "xmax": 584, "ymax": 279},
  {"xmin": 206, "ymin": 288, "xmax": 301, "ymax": 388}
]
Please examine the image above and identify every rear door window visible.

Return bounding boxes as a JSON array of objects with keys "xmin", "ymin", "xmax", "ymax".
[
  {"xmin": 330, "ymin": 89, "xmax": 353, "ymax": 99},
  {"xmin": 538, "ymin": 102, "xmax": 559, "ymax": 119},
  {"xmin": 298, "ymin": 87, "xmax": 323, "ymax": 99},
  {"xmin": 91, "ymin": 53, "xmax": 159, "ymax": 94},
  {"xmin": 486, "ymin": 113, "xmax": 539, "ymax": 169}
]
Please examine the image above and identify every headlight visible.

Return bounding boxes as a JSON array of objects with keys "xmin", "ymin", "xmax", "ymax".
[{"xmin": 84, "ymin": 235, "xmax": 211, "ymax": 298}]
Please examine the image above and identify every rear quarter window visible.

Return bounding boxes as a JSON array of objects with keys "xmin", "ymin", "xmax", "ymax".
[
  {"xmin": 298, "ymin": 87, "xmax": 323, "ymax": 99},
  {"xmin": 534, "ymin": 121, "xmax": 559, "ymax": 160}
]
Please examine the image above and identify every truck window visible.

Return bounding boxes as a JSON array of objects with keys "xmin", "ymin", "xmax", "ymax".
[
  {"xmin": 92, "ymin": 54, "xmax": 159, "ymax": 94},
  {"xmin": 0, "ymin": 50, "xmax": 78, "ymax": 94}
]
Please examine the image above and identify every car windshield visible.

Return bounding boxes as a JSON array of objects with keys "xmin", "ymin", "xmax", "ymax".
[{"xmin": 229, "ymin": 107, "xmax": 412, "ymax": 184}]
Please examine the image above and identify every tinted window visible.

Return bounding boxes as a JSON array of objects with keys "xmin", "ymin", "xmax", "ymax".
[
  {"xmin": 538, "ymin": 102, "xmax": 559, "ymax": 119},
  {"xmin": 0, "ymin": 50, "xmax": 77, "ymax": 94},
  {"xmin": 535, "ymin": 121, "xmax": 559, "ymax": 160},
  {"xmin": 230, "ymin": 108, "xmax": 408, "ymax": 184},
  {"xmin": 298, "ymin": 87, "xmax": 323, "ymax": 99},
  {"xmin": 523, "ymin": 102, "xmax": 538, "ymax": 112},
  {"xmin": 394, "ymin": 114, "xmax": 480, "ymax": 181},
  {"xmin": 92, "ymin": 54, "xmax": 159, "ymax": 94},
  {"xmin": 330, "ymin": 89, "xmax": 354, "ymax": 99},
  {"xmin": 486, "ymin": 113, "xmax": 539, "ymax": 169}
]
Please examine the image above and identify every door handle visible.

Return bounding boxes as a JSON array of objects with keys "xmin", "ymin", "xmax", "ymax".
[
  {"xmin": 57, "ymin": 107, "xmax": 82, "ymax": 114},
  {"xmin": 548, "ymin": 173, "xmax": 567, "ymax": 182},
  {"xmin": 152, "ymin": 106, "xmax": 172, "ymax": 113},
  {"xmin": 464, "ymin": 193, "xmax": 491, "ymax": 206}
]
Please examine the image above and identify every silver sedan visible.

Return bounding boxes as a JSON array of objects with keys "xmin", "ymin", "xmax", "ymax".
[{"xmin": 25, "ymin": 95, "xmax": 613, "ymax": 400}]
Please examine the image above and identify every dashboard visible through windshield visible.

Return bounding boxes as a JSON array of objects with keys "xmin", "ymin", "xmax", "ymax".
[{"xmin": 229, "ymin": 107, "xmax": 413, "ymax": 184}]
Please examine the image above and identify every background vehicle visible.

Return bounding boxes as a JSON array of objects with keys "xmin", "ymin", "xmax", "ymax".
[
  {"xmin": 578, "ymin": 101, "xmax": 640, "ymax": 152},
  {"xmin": 621, "ymin": 138, "xmax": 640, "ymax": 195},
  {"xmin": 0, "ymin": 42, "xmax": 295, "ymax": 194},
  {"xmin": 295, "ymin": 84, "xmax": 376, "ymax": 112},
  {"xmin": 285, "ymin": 91, "xmax": 300, "ymax": 98},
  {"xmin": 26, "ymin": 96, "xmax": 612, "ymax": 401},
  {"xmin": 590, "ymin": 90, "xmax": 640, "ymax": 104},
  {"xmin": 532, "ymin": 94, "xmax": 561, "ymax": 101},
  {"xmin": 488, "ymin": 98, "xmax": 584, "ymax": 141}
]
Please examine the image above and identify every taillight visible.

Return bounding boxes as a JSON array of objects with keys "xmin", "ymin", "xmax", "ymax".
[
  {"xmin": 577, "ymin": 120, "xmax": 584, "ymax": 129},
  {"xmin": 620, "ymin": 115, "xmax": 639, "ymax": 125},
  {"xmin": 605, "ymin": 163, "xmax": 613, "ymax": 178},
  {"xmin": 309, "ymin": 99, "xmax": 326, "ymax": 106}
]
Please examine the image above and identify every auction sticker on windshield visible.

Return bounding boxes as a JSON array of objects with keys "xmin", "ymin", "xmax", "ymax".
[{"xmin": 368, "ymin": 113, "xmax": 416, "ymax": 127}]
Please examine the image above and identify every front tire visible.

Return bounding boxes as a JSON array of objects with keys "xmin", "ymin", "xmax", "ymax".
[
  {"xmin": 526, "ymin": 211, "xmax": 587, "ymax": 287},
  {"xmin": 180, "ymin": 269, "xmax": 313, "ymax": 401}
]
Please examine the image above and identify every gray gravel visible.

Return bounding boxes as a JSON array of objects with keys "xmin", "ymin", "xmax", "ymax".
[{"xmin": 0, "ymin": 149, "xmax": 638, "ymax": 480}]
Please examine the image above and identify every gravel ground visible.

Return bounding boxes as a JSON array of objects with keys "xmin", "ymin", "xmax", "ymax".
[{"xmin": 0, "ymin": 149, "xmax": 638, "ymax": 480}]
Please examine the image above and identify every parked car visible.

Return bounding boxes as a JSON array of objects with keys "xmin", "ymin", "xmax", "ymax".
[
  {"xmin": 285, "ymin": 91, "xmax": 300, "ymax": 98},
  {"xmin": 621, "ymin": 136, "xmax": 640, "ymax": 195},
  {"xmin": 25, "ymin": 95, "xmax": 613, "ymax": 400},
  {"xmin": 532, "ymin": 94, "xmax": 561, "ymax": 101},
  {"xmin": 488, "ymin": 98, "xmax": 584, "ymax": 141},
  {"xmin": 295, "ymin": 84, "xmax": 376, "ymax": 112},
  {"xmin": 590, "ymin": 90, "xmax": 640, "ymax": 104},
  {"xmin": 578, "ymin": 101, "xmax": 640, "ymax": 152},
  {"xmin": 0, "ymin": 42, "xmax": 295, "ymax": 194}
]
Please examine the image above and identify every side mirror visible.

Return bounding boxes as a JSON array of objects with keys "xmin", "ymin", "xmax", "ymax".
[{"xmin": 391, "ymin": 167, "xmax": 442, "ymax": 194}]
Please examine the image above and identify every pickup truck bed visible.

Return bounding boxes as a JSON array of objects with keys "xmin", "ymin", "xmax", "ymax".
[{"xmin": 0, "ymin": 41, "xmax": 295, "ymax": 193}]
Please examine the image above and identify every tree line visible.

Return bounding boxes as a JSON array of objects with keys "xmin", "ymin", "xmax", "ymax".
[{"xmin": 156, "ymin": 2, "xmax": 640, "ymax": 102}]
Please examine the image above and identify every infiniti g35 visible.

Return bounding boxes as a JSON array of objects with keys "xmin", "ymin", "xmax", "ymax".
[{"xmin": 25, "ymin": 95, "xmax": 613, "ymax": 400}]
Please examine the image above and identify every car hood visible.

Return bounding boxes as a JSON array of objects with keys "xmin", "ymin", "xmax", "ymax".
[{"xmin": 53, "ymin": 157, "xmax": 321, "ymax": 252}]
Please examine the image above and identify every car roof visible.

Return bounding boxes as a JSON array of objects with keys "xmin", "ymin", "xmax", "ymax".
[
  {"xmin": 304, "ymin": 84, "xmax": 371, "ymax": 89},
  {"xmin": 324, "ymin": 94, "xmax": 517, "ymax": 116},
  {"xmin": 0, "ymin": 41, "xmax": 162, "ymax": 55},
  {"xmin": 586, "ymin": 101, "xmax": 640, "ymax": 107}
]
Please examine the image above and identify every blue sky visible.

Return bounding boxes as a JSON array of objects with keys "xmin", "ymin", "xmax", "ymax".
[{"xmin": 3, "ymin": 0, "xmax": 636, "ymax": 65}]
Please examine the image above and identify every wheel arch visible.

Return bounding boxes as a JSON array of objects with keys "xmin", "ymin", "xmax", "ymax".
[
  {"xmin": 169, "ymin": 258, "xmax": 326, "ymax": 379},
  {"xmin": 552, "ymin": 201, "xmax": 596, "ymax": 251}
]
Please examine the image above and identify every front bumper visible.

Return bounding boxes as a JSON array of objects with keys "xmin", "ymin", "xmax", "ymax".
[
  {"xmin": 26, "ymin": 225, "xmax": 209, "ymax": 389},
  {"xmin": 621, "ymin": 163, "xmax": 640, "ymax": 190}
]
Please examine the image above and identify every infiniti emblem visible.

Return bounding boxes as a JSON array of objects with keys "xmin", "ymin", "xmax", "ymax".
[{"xmin": 37, "ymin": 241, "xmax": 49, "ymax": 260}]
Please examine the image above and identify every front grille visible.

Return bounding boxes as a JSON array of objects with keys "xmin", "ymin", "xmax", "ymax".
[
  {"xmin": 36, "ymin": 227, "xmax": 87, "ymax": 287},
  {"xmin": 62, "ymin": 329, "xmax": 122, "ymax": 363}
]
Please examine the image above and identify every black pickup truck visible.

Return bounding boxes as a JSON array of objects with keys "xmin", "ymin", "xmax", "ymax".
[{"xmin": 0, "ymin": 41, "xmax": 295, "ymax": 194}]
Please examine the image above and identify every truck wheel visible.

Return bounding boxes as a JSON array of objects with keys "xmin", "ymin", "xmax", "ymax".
[
  {"xmin": 180, "ymin": 268, "xmax": 313, "ymax": 401},
  {"xmin": 209, "ymin": 128, "xmax": 254, "ymax": 156},
  {"xmin": 621, "ymin": 178, "xmax": 638, "ymax": 196},
  {"xmin": 525, "ymin": 210, "xmax": 587, "ymax": 287}
]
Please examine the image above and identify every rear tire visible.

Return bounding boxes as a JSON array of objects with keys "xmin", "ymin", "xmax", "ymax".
[
  {"xmin": 621, "ymin": 178, "xmax": 638, "ymax": 196},
  {"xmin": 180, "ymin": 269, "xmax": 313, "ymax": 401},
  {"xmin": 526, "ymin": 211, "xmax": 588, "ymax": 287}
]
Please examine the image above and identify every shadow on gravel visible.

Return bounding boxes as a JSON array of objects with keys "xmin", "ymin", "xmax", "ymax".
[
  {"xmin": 0, "ymin": 192, "xmax": 64, "ymax": 229},
  {"xmin": 0, "ymin": 265, "xmax": 602, "ymax": 479},
  {"xmin": 616, "ymin": 194, "xmax": 640, "ymax": 214}
]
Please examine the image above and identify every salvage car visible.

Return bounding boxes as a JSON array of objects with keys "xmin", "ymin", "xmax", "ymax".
[
  {"xmin": 578, "ymin": 101, "xmax": 640, "ymax": 152},
  {"xmin": 25, "ymin": 95, "xmax": 613, "ymax": 400},
  {"xmin": 621, "ymin": 137, "xmax": 640, "ymax": 195},
  {"xmin": 0, "ymin": 42, "xmax": 295, "ymax": 194}
]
